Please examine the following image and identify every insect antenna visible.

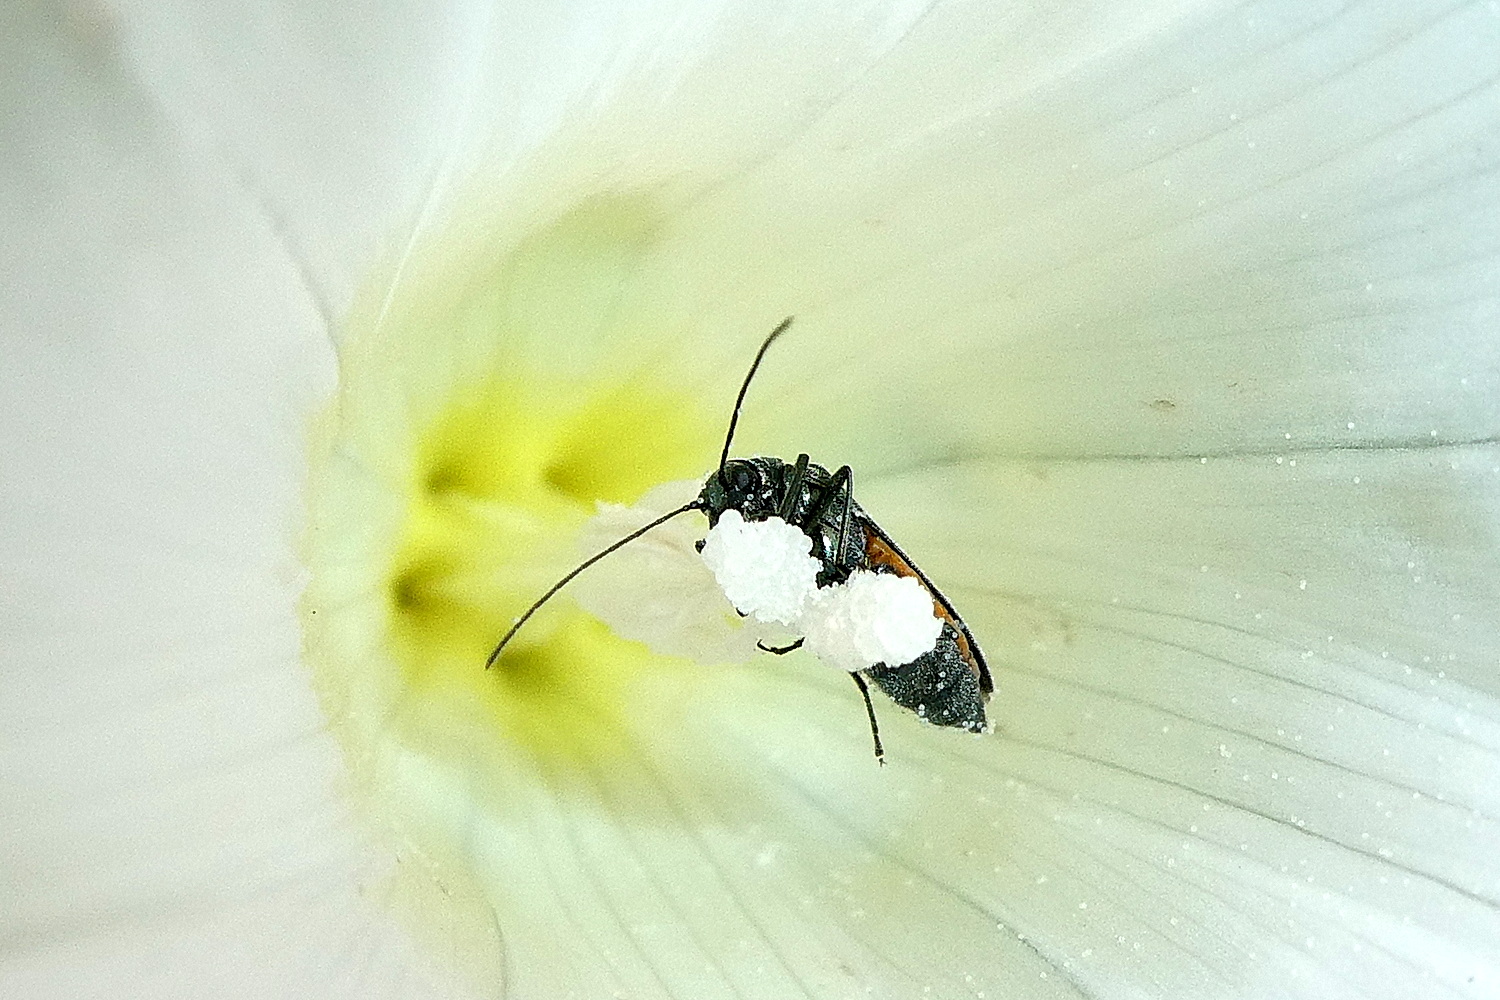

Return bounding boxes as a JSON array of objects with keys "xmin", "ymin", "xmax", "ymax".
[
  {"xmin": 484, "ymin": 500, "xmax": 703, "ymax": 668},
  {"xmin": 718, "ymin": 316, "xmax": 794, "ymax": 473}
]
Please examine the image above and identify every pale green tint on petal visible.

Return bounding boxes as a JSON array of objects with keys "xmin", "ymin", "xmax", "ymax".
[
  {"xmin": 854, "ymin": 445, "xmax": 1500, "ymax": 992},
  {"xmin": 596, "ymin": 0, "xmax": 1500, "ymax": 472},
  {"xmin": 103, "ymin": 0, "xmax": 1500, "ymax": 465}
]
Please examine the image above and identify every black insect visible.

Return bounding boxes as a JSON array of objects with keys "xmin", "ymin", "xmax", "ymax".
[{"xmin": 486, "ymin": 317, "xmax": 992, "ymax": 761}]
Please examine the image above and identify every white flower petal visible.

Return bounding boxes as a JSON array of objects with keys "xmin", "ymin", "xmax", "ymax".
[
  {"xmin": 845, "ymin": 443, "xmax": 1500, "ymax": 992},
  {"xmin": 104, "ymin": 0, "xmax": 491, "ymax": 318},
  {"xmin": 572, "ymin": 480, "xmax": 786, "ymax": 663},
  {"xmin": 0, "ymin": 10, "xmax": 453, "ymax": 998},
  {"xmin": 10, "ymin": 0, "xmax": 1500, "ymax": 998},
  {"xmin": 597, "ymin": 1, "xmax": 1500, "ymax": 472}
]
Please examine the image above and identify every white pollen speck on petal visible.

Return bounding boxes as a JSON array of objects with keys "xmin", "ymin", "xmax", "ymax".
[{"xmin": 699, "ymin": 509, "xmax": 821, "ymax": 626}]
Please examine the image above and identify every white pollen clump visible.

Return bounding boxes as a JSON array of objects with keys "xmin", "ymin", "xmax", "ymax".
[
  {"xmin": 699, "ymin": 509, "xmax": 821, "ymax": 626},
  {"xmin": 801, "ymin": 569, "xmax": 943, "ymax": 674}
]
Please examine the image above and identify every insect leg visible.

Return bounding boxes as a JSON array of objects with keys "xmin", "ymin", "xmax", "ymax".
[
  {"xmin": 851, "ymin": 672, "xmax": 885, "ymax": 764},
  {"xmin": 756, "ymin": 638, "xmax": 805, "ymax": 655},
  {"xmin": 778, "ymin": 453, "xmax": 811, "ymax": 520},
  {"xmin": 810, "ymin": 464, "xmax": 854, "ymax": 565}
]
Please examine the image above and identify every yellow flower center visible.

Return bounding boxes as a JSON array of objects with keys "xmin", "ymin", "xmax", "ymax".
[
  {"xmin": 303, "ymin": 193, "xmax": 726, "ymax": 841},
  {"xmin": 387, "ymin": 372, "xmax": 713, "ymax": 766}
]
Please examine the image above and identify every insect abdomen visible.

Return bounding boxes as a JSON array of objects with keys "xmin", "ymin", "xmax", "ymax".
[{"xmin": 865, "ymin": 625, "xmax": 987, "ymax": 733}]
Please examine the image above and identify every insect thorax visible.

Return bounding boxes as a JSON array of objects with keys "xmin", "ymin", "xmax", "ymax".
[{"xmin": 699, "ymin": 456, "xmax": 865, "ymax": 586}]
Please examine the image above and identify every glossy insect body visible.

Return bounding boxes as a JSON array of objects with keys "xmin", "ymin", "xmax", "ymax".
[
  {"xmin": 700, "ymin": 455, "xmax": 993, "ymax": 735},
  {"xmin": 700, "ymin": 457, "xmax": 860, "ymax": 586},
  {"xmin": 486, "ymin": 317, "xmax": 993, "ymax": 760}
]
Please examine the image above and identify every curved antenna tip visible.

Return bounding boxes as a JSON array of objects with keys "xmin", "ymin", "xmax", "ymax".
[{"xmin": 718, "ymin": 317, "xmax": 796, "ymax": 470}]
